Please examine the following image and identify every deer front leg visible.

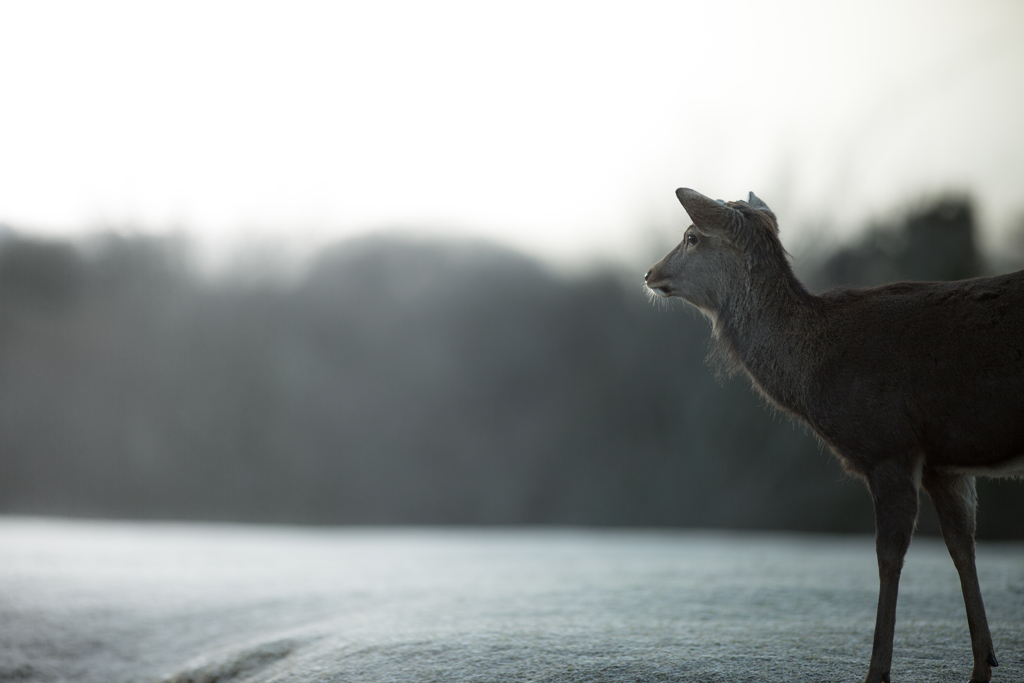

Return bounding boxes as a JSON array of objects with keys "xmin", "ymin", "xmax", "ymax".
[
  {"xmin": 921, "ymin": 469, "xmax": 996, "ymax": 683},
  {"xmin": 864, "ymin": 463, "xmax": 920, "ymax": 683}
]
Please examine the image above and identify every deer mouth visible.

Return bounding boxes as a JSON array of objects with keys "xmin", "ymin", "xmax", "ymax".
[
  {"xmin": 644, "ymin": 268, "xmax": 673, "ymax": 297},
  {"xmin": 643, "ymin": 270, "xmax": 675, "ymax": 296}
]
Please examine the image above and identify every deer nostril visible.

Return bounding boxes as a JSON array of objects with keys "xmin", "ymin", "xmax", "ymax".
[{"xmin": 644, "ymin": 269, "xmax": 652, "ymax": 282}]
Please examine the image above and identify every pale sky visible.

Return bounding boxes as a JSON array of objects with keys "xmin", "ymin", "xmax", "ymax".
[{"xmin": 1, "ymin": 0, "xmax": 1022, "ymax": 267}]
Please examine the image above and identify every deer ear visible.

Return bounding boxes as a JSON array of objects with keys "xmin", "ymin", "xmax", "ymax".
[
  {"xmin": 747, "ymin": 192, "xmax": 770, "ymax": 212},
  {"xmin": 747, "ymin": 191, "xmax": 777, "ymax": 226},
  {"xmin": 675, "ymin": 188, "xmax": 739, "ymax": 234}
]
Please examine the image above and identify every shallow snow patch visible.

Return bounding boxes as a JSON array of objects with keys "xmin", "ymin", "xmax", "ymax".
[
  {"xmin": 165, "ymin": 637, "xmax": 303, "ymax": 683},
  {"xmin": 0, "ymin": 518, "xmax": 1021, "ymax": 683}
]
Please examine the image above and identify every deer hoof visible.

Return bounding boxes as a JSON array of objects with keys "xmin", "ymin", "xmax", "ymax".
[{"xmin": 987, "ymin": 653, "xmax": 998, "ymax": 667}]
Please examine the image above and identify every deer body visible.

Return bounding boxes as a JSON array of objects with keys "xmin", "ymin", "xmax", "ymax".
[
  {"xmin": 737, "ymin": 275, "xmax": 1024, "ymax": 473},
  {"xmin": 645, "ymin": 188, "xmax": 1023, "ymax": 683}
]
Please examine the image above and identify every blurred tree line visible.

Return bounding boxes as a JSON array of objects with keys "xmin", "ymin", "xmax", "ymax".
[{"xmin": 0, "ymin": 197, "xmax": 1021, "ymax": 538}]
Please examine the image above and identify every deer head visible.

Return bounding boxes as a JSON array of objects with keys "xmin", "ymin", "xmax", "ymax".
[{"xmin": 644, "ymin": 188, "xmax": 776, "ymax": 317}]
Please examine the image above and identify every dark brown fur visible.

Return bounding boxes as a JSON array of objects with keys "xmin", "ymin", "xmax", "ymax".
[{"xmin": 645, "ymin": 188, "xmax": 1023, "ymax": 683}]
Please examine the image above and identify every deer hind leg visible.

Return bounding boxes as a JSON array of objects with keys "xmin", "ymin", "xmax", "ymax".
[
  {"xmin": 921, "ymin": 469, "xmax": 996, "ymax": 683},
  {"xmin": 864, "ymin": 461, "xmax": 920, "ymax": 683}
]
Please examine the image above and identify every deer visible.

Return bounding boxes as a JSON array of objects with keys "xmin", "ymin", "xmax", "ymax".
[{"xmin": 644, "ymin": 188, "xmax": 1024, "ymax": 683}]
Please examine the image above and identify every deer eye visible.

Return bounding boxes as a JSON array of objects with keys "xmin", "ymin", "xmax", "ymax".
[{"xmin": 686, "ymin": 233, "xmax": 698, "ymax": 246}]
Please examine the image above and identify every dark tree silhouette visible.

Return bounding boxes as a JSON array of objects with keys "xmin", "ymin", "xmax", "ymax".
[{"xmin": 0, "ymin": 197, "xmax": 1019, "ymax": 537}]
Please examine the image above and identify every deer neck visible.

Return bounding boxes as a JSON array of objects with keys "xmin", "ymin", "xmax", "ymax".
[{"xmin": 714, "ymin": 270, "xmax": 817, "ymax": 416}]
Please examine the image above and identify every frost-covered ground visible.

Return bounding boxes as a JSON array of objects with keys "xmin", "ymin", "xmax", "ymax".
[{"xmin": 0, "ymin": 518, "xmax": 1021, "ymax": 683}]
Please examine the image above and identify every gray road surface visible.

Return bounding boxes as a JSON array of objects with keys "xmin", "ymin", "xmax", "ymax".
[{"xmin": 0, "ymin": 518, "xmax": 1021, "ymax": 682}]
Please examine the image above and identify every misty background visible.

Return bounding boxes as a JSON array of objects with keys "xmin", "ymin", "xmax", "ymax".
[
  {"xmin": 1, "ymin": 1, "xmax": 1023, "ymax": 539},
  {"xmin": 1, "ymin": 196, "xmax": 1022, "ymax": 538}
]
